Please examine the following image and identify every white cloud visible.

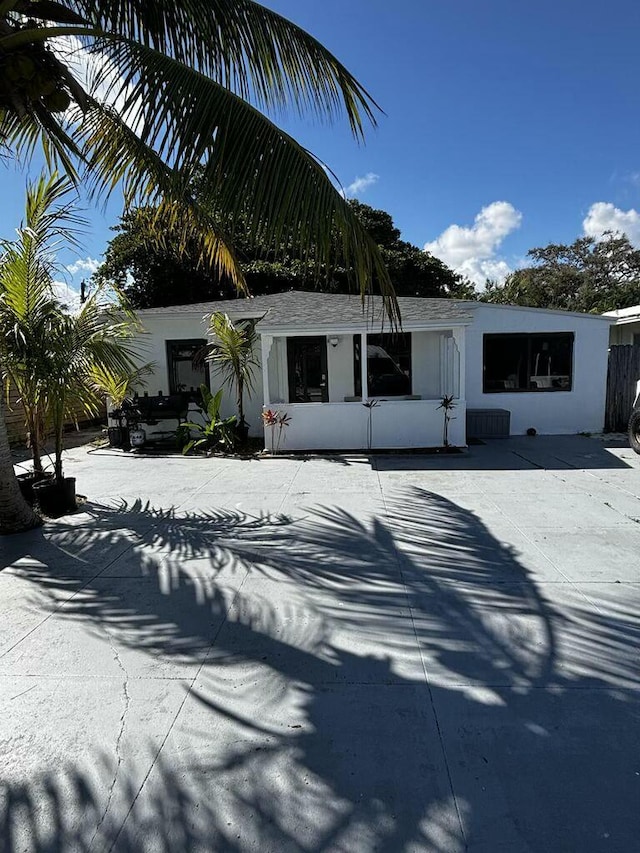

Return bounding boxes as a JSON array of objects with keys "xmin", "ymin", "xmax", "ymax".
[
  {"xmin": 424, "ymin": 201, "xmax": 522, "ymax": 287},
  {"xmin": 53, "ymin": 36, "xmax": 143, "ymax": 132},
  {"xmin": 583, "ymin": 202, "xmax": 640, "ymax": 246},
  {"xmin": 66, "ymin": 256, "xmax": 100, "ymax": 276},
  {"xmin": 52, "ymin": 281, "xmax": 82, "ymax": 313},
  {"xmin": 341, "ymin": 172, "xmax": 379, "ymax": 199}
]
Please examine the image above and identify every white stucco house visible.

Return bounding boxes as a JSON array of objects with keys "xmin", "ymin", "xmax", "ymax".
[
  {"xmin": 132, "ymin": 291, "xmax": 613, "ymax": 451},
  {"xmin": 603, "ymin": 304, "xmax": 640, "ymax": 345}
]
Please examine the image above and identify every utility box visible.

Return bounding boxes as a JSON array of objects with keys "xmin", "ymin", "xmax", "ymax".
[{"xmin": 466, "ymin": 408, "xmax": 511, "ymax": 439}]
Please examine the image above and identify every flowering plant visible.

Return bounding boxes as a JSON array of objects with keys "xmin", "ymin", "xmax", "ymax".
[{"xmin": 262, "ymin": 409, "xmax": 291, "ymax": 454}]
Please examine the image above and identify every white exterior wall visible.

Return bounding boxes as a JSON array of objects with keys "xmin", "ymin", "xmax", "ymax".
[
  {"xmin": 263, "ymin": 400, "xmax": 465, "ymax": 452},
  {"xmin": 465, "ymin": 304, "xmax": 611, "ymax": 435},
  {"xmin": 260, "ymin": 329, "xmax": 464, "ymax": 450},
  {"xmin": 326, "ymin": 335, "xmax": 355, "ymax": 402},
  {"xmin": 267, "ymin": 330, "xmax": 458, "ymax": 405},
  {"xmin": 610, "ymin": 320, "xmax": 640, "ymax": 345},
  {"xmin": 137, "ymin": 315, "xmax": 209, "ymax": 396},
  {"xmin": 135, "ymin": 313, "xmax": 264, "ymax": 437},
  {"xmin": 412, "ymin": 331, "xmax": 446, "ymax": 399},
  {"xmin": 135, "ymin": 316, "xmax": 465, "ymax": 449}
]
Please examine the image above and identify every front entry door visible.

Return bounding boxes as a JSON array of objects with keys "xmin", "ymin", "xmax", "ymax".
[{"xmin": 287, "ymin": 336, "xmax": 329, "ymax": 402}]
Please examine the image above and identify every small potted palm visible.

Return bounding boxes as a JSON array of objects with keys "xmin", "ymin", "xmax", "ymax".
[
  {"xmin": 0, "ymin": 172, "xmax": 81, "ymax": 502},
  {"xmin": 31, "ymin": 288, "xmax": 144, "ymax": 516},
  {"xmin": 0, "ymin": 171, "xmax": 143, "ymax": 516}
]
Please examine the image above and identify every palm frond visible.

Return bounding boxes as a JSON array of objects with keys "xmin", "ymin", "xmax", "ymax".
[
  {"xmin": 73, "ymin": 44, "xmax": 397, "ymax": 318},
  {"xmin": 0, "ymin": 2, "xmax": 397, "ymax": 320},
  {"xmin": 72, "ymin": 0, "xmax": 380, "ymax": 137}
]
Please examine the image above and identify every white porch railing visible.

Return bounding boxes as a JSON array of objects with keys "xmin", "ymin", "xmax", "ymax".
[{"xmin": 262, "ymin": 399, "xmax": 466, "ymax": 452}]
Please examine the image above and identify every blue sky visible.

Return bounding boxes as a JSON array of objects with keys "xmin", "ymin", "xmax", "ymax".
[{"xmin": 3, "ymin": 0, "xmax": 640, "ymax": 294}]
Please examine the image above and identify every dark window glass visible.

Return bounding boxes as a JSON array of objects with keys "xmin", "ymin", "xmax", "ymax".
[
  {"xmin": 354, "ymin": 333, "xmax": 412, "ymax": 397},
  {"xmin": 287, "ymin": 336, "xmax": 328, "ymax": 402},
  {"xmin": 483, "ymin": 333, "xmax": 574, "ymax": 392},
  {"xmin": 633, "ymin": 332, "xmax": 640, "ymax": 347},
  {"xmin": 166, "ymin": 340, "xmax": 209, "ymax": 398}
]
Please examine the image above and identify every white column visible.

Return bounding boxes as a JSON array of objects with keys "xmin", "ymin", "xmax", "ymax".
[
  {"xmin": 360, "ymin": 332, "xmax": 368, "ymax": 400},
  {"xmin": 439, "ymin": 334, "xmax": 447, "ymax": 396},
  {"xmin": 260, "ymin": 334, "xmax": 273, "ymax": 405},
  {"xmin": 452, "ymin": 326, "xmax": 466, "ymax": 400}
]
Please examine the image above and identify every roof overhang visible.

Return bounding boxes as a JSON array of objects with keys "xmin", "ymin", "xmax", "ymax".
[{"xmin": 258, "ymin": 319, "xmax": 473, "ymax": 336}]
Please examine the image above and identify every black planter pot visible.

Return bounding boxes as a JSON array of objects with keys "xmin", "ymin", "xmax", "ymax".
[
  {"xmin": 108, "ymin": 425, "xmax": 130, "ymax": 449},
  {"xmin": 17, "ymin": 471, "xmax": 54, "ymax": 506},
  {"xmin": 32, "ymin": 477, "xmax": 77, "ymax": 517}
]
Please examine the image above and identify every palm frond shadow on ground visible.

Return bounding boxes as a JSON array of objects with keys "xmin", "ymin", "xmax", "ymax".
[{"xmin": 2, "ymin": 487, "xmax": 639, "ymax": 851}]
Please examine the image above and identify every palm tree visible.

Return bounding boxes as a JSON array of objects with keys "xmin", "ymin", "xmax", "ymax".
[
  {"xmin": 0, "ymin": 1, "xmax": 396, "ymax": 308},
  {"xmin": 205, "ymin": 312, "xmax": 259, "ymax": 433},
  {"xmin": 43, "ymin": 288, "xmax": 143, "ymax": 484},
  {"xmin": 0, "ymin": 172, "xmax": 83, "ymax": 533},
  {"xmin": 0, "ymin": 172, "xmax": 143, "ymax": 532},
  {"xmin": 1, "ymin": 1, "xmax": 397, "ymax": 531},
  {"xmin": 0, "ymin": 172, "xmax": 84, "ymax": 475}
]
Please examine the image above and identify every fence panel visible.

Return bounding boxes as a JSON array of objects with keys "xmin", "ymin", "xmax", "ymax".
[{"xmin": 605, "ymin": 345, "xmax": 640, "ymax": 432}]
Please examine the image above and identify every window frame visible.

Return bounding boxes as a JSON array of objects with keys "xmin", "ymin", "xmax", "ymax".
[
  {"xmin": 166, "ymin": 339, "xmax": 210, "ymax": 399},
  {"xmin": 482, "ymin": 332, "xmax": 575, "ymax": 394},
  {"xmin": 354, "ymin": 332, "xmax": 413, "ymax": 398}
]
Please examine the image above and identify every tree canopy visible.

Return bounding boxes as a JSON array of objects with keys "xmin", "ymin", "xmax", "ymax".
[
  {"xmin": 481, "ymin": 234, "xmax": 640, "ymax": 313},
  {"xmin": 93, "ymin": 199, "xmax": 475, "ymax": 307}
]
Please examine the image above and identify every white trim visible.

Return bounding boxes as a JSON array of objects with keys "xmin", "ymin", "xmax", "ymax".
[
  {"xmin": 463, "ymin": 301, "xmax": 613, "ymax": 322},
  {"xmin": 608, "ymin": 315, "xmax": 640, "ymax": 326},
  {"xmin": 259, "ymin": 320, "xmax": 472, "ymax": 336},
  {"xmin": 360, "ymin": 332, "xmax": 368, "ymax": 401},
  {"xmin": 453, "ymin": 326, "xmax": 466, "ymax": 400},
  {"xmin": 260, "ymin": 334, "xmax": 273, "ymax": 405}
]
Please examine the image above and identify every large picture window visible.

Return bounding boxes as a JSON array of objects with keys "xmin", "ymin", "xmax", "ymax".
[
  {"xmin": 166, "ymin": 339, "xmax": 209, "ymax": 398},
  {"xmin": 287, "ymin": 336, "xmax": 328, "ymax": 402},
  {"xmin": 483, "ymin": 333, "xmax": 574, "ymax": 392},
  {"xmin": 354, "ymin": 333, "xmax": 412, "ymax": 397}
]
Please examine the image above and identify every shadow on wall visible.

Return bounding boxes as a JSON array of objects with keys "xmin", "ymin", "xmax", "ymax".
[{"xmin": 1, "ymin": 488, "xmax": 639, "ymax": 852}]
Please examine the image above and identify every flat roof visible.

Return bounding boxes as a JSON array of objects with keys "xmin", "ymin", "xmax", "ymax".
[{"xmin": 603, "ymin": 305, "xmax": 640, "ymax": 323}]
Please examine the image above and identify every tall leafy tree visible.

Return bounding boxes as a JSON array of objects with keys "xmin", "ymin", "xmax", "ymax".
[
  {"xmin": 481, "ymin": 234, "xmax": 640, "ymax": 313},
  {"xmin": 1, "ymin": 0, "xmax": 394, "ymax": 532},
  {"xmin": 94, "ymin": 200, "xmax": 474, "ymax": 307}
]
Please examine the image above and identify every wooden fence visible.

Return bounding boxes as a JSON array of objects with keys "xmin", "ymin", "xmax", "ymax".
[
  {"xmin": 4, "ymin": 383, "xmax": 106, "ymax": 446},
  {"xmin": 605, "ymin": 345, "xmax": 640, "ymax": 432}
]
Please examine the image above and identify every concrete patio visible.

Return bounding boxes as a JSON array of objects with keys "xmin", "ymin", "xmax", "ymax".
[{"xmin": 1, "ymin": 435, "xmax": 639, "ymax": 852}]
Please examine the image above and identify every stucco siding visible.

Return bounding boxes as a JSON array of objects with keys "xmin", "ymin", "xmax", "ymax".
[
  {"xmin": 609, "ymin": 320, "xmax": 640, "ymax": 345},
  {"xmin": 465, "ymin": 304, "xmax": 610, "ymax": 435}
]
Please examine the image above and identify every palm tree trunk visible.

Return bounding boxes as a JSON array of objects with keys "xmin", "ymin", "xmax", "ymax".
[
  {"xmin": 54, "ymin": 411, "xmax": 64, "ymax": 483},
  {"xmin": 237, "ymin": 378, "xmax": 244, "ymax": 425},
  {"xmin": 0, "ymin": 397, "xmax": 40, "ymax": 534},
  {"xmin": 27, "ymin": 409, "xmax": 44, "ymax": 473}
]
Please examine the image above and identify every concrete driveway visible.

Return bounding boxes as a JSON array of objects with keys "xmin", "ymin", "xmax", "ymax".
[{"xmin": 1, "ymin": 435, "xmax": 639, "ymax": 852}]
